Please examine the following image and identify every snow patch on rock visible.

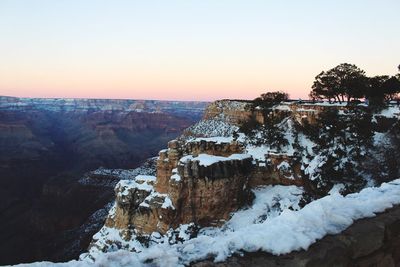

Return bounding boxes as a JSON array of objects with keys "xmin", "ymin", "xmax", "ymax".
[{"xmin": 179, "ymin": 153, "xmax": 252, "ymax": 167}]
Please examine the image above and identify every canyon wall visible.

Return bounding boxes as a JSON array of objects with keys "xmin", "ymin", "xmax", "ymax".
[
  {"xmin": 0, "ymin": 96, "xmax": 207, "ymax": 120},
  {"xmin": 96, "ymin": 100, "xmax": 341, "ymax": 240},
  {"xmin": 0, "ymin": 98, "xmax": 207, "ymax": 265},
  {"xmin": 86, "ymin": 99, "xmax": 400, "ymax": 266}
]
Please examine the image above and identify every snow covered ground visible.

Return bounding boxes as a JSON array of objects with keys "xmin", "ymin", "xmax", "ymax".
[
  {"xmin": 182, "ymin": 117, "xmax": 239, "ymax": 139},
  {"xmin": 17, "ymin": 179, "xmax": 400, "ymax": 267}
]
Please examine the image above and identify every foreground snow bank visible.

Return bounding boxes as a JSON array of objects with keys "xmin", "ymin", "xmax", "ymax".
[
  {"xmin": 170, "ymin": 179, "xmax": 400, "ymax": 264},
  {"xmin": 18, "ymin": 179, "xmax": 400, "ymax": 267}
]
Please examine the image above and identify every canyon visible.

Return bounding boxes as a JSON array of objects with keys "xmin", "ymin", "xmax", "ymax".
[
  {"xmin": 3, "ymin": 98, "xmax": 400, "ymax": 266},
  {"xmin": 0, "ymin": 96, "xmax": 207, "ymax": 265}
]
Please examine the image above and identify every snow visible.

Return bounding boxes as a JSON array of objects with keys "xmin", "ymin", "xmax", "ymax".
[
  {"xmin": 277, "ymin": 161, "xmax": 290, "ymax": 171},
  {"xmin": 79, "ymin": 158, "xmax": 157, "ymax": 187},
  {"xmin": 142, "ymin": 192, "xmax": 175, "ymax": 210},
  {"xmin": 377, "ymin": 106, "xmax": 400, "ymax": 118},
  {"xmin": 243, "ymin": 117, "xmax": 299, "ymax": 161},
  {"xmin": 214, "ymin": 100, "xmax": 249, "ymax": 110},
  {"xmin": 90, "ymin": 225, "xmax": 145, "ymax": 254},
  {"xmin": 273, "ymin": 104, "xmax": 291, "ymax": 111},
  {"xmin": 297, "ymin": 108, "xmax": 318, "ymax": 112},
  {"xmin": 328, "ymin": 183, "xmax": 345, "ymax": 195},
  {"xmin": 183, "ymin": 118, "xmax": 239, "ymax": 138},
  {"xmin": 371, "ymin": 105, "xmax": 399, "ymax": 123},
  {"xmin": 303, "ymin": 101, "xmax": 348, "ymax": 107},
  {"xmin": 170, "ymin": 171, "xmax": 181, "ymax": 182},
  {"xmin": 225, "ymin": 185, "xmax": 303, "ymax": 230},
  {"xmin": 303, "ymin": 154, "xmax": 326, "ymax": 181},
  {"xmin": 373, "ymin": 132, "xmax": 391, "ymax": 147},
  {"xmin": 161, "ymin": 196, "xmax": 174, "ymax": 209},
  {"xmin": 245, "ymin": 145, "xmax": 269, "ymax": 161},
  {"xmin": 116, "ymin": 179, "xmax": 153, "ymax": 195},
  {"xmin": 137, "ymin": 179, "xmax": 400, "ymax": 265},
  {"xmin": 190, "ymin": 136, "xmax": 234, "ymax": 144},
  {"xmin": 228, "ymin": 154, "xmax": 252, "ymax": 160},
  {"xmin": 179, "ymin": 153, "xmax": 252, "ymax": 167},
  {"xmin": 20, "ymin": 179, "xmax": 400, "ymax": 267},
  {"xmin": 135, "ymin": 175, "xmax": 156, "ymax": 184}
]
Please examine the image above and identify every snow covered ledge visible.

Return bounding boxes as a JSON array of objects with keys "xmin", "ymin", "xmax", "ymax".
[{"xmin": 16, "ymin": 179, "xmax": 400, "ymax": 267}]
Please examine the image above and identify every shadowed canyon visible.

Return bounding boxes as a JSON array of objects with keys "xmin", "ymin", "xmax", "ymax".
[{"xmin": 0, "ymin": 96, "xmax": 207, "ymax": 265}]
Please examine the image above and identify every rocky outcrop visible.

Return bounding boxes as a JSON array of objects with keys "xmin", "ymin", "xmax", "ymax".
[
  {"xmin": 98, "ymin": 101, "xmax": 319, "ymax": 239},
  {"xmin": 88, "ymin": 100, "xmax": 399, "ymax": 263},
  {"xmin": 203, "ymin": 100, "xmax": 264, "ymax": 125},
  {"xmin": 250, "ymin": 154, "xmax": 304, "ymax": 188},
  {"xmin": 104, "ymin": 139, "xmax": 254, "ymax": 236},
  {"xmin": 183, "ymin": 139, "xmax": 244, "ymax": 157},
  {"xmin": 271, "ymin": 102, "xmax": 350, "ymax": 125},
  {"xmin": 192, "ymin": 204, "xmax": 400, "ymax": 267},
  {"xmin": 202, "ymin": 100, "xmax": 251, "ymax": 124},
  {"xmin": 171, "ymin": 154, "xmax": 253, "ymax": 227},
  {"xmin": 203, "ymin": 100, "xmax": 351, "ymax": 127}
]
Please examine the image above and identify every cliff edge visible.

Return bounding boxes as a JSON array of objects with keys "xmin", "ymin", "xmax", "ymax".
[{"xmin": 77, "ymin": 99, "xmax": 400, "ymax": 266}]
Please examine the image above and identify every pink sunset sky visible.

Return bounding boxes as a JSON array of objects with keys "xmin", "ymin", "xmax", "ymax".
[{"xmin": 0, "ymin": 0, "xmax": 399, "ymax": 101}]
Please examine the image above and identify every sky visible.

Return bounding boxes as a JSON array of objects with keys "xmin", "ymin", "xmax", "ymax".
[{"xmin": 0, "ymin": 0, "xmax": 399, "ymax": 101}]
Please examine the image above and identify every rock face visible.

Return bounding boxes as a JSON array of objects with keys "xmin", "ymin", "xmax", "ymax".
[
  {"xmin": 202, "ymin": 100, "xmax": 349, "ymax": 127},
  {"xmin": 172, "ymin": 154, "xmax": 253, "ymax": 227},
  {"xmin": 87, "ymin": 99, "xmax": 400, "ymax": 264},
  {"xmin": 203, "ymin": 100, "xmax": 257, "ymax": 124},
  {"xmin": 192, "ymin": 204, "xmax": 400, "ymax": 267},
  {"xmin": 250, "ymin": 154, "xmax": 304, "ymax": 188},
  {"xmin": 98, "ymin": 101, "xmax": 319, "ymax": 240},
  {"xmin": 183, "ymin": 140, "xmax": 244, "ymax": 157},
  {"xmin": 104, "ymin": 139, "xmax": 254, "ymax": 236}
]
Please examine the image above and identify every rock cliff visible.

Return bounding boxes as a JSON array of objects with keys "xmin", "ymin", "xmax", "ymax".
[
  {"xmin": 86, "ymin": 102, "xmax": 336, "ymax": 245},
  {"xmin": 103, "ymin": 139, "xmax": 254, "ymax": 238},
  {"xmin": 85, "ymin": 99, "xmax": 400, "ymax": 266}
]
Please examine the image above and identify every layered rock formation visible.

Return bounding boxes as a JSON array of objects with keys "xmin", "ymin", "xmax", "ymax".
[
  {"xmin": 0, "ymin": 96, "xmax": 207, "ymax": 120},
  {"xmin": 203, "ymin": 100, "xmax": 261, "ymax": 124},
  {"xmin": 90, "ymin": 100, "xmax": 331, "ymax": 247},
  {"xmin": 86, "ymin": 99, "xmax": 400, "ymax": 266},
  {"xmin": 104, "ymin": 139, "xmax": 254, "ymax": 237},
  {"xmin": 0, "ymin": 98, "xmax": 207, "ymax": 265}
]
